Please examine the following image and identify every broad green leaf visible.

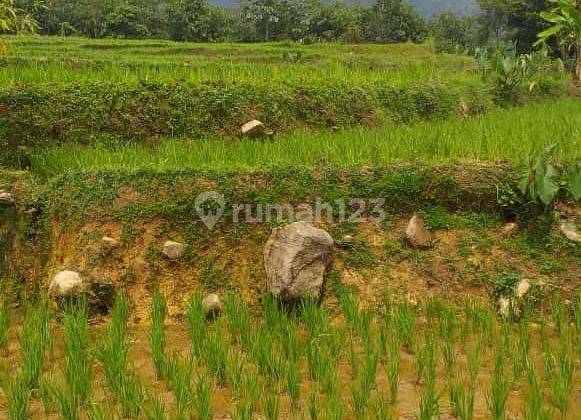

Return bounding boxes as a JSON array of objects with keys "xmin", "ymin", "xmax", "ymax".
[
  {"xmin": 567, "ymin": 165, "xmax": 581, "ymax": 201},
  {"xmin": 536, "ymin": 163, "xmax": 560, "ymax": 206},
  {"xmin": 537, "ymin": 24, "xmax": 564, "ymax": 40}
]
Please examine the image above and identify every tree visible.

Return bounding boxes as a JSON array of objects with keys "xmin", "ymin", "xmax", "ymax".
[
  {"xmin": 105, "ymin": 3, "xmax": 150, "ymax": 38},
  {"xmin": 429, "ymin": 12, "xmax": 474, "ymax": 53},
  {"xmin": 361, "ymin": 0, "xmax": 426, "ymax": 43},
  {"xmin": 166, "ymin": 0, "xmax": 212, "ymax": 41},
  {"xmin": 476, "ymin": 0, "xmax": 549, "ymax": 52},
  {"xmin": 536, "ymin": 0, "xmax": 581, "ymax": 80}
]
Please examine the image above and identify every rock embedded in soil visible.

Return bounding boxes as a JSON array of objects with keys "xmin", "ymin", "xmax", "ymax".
[
  {"xmin": 48, "ymin": 270, "xmax": 85, "ymax": 298},
  {"xmin": 202, "ymin": 293, "xmax": 221, "ymax": 318},
  {"xmin": 498, "ymin": 296, "xmax": 512, "ymax": 318},
  {"xmin": 560, "ymin": 220, "xmax": 581, "ymax": 242},
  {"xmin": 264, "ymin": 221, "xmax": 334, "ymax": 301},
  {"xmin": 501, "ymin": 222, "xmax": 518, "ymax": 236},
  {"xmin": 0, "ymin": 191, "xmax": 15, "ymax": 205},
  {"xmin": 405, "ymin": 215, "xmax": 433, "ymax": 248},
  {"xmin": 101, "ymin": 236, "xmax": 119, "ymax": 251},
  {"xmin": 515, "ymin": 278, "xmax": 531, "ymax": 298},
  {"xmin": 241, "ymin": 119, "xmax": 265, "ymax": 138},
  {"xmin": 162, "ymin": 240, "xmax": 186, "ymax": 260}
]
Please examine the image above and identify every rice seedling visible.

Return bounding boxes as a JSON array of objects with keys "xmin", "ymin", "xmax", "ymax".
[
  {"xmin": 525, "ymin": 362, "xmax": 552, "ymax": 420},
  {"xmin": 235, "ymin": 371, "xmax": 262, "ymax": 420},
  {"xmin": 20, "ymin": 298, "xmax": 51, "ymax": 389},
  {"xmin": 348, "ymin": 337, "xmax": 359, "ymax": 379},
  {"xmin": 324, "ymin": 393, "xmax": 345, "ymax": 420},
  {"xmin": 228, "ymin": 349, "xmax": 245, "ymax": 399},
  {"xmin": 467, "ymin": 341, "xmax": 481, "ymax": 387},
  {"xmin": 39, "ymin": 377, "xmax": 57, "ymax": 414},
  {"xmin": 95, "ymin": 294, "xmax": 144, "ymax": 417},
  {"xmin": 551, "ymin": 294, "xmax": 567, "ymax": 337},
  {"xmin": 264, "ymin": 391, "xmax": 280, "ymax": 420},
  {"xmin": 202, "ymin": 321, "xmax": 229, "ymax": 386},
  {"xmin": 143, "ymin": 392, "xmax": 166, "ymax": 420},
  {"xmin": 306, "ymin": 339, "xmax": 339, "ymax": 396},
  {"xmin": 3, "ymin": 299, "xmax": 52, "ymax": 419},
  {"xmin": 252, "ymin": 328, "xmax": 283, "ymax": 384},
  {"xmin": 351, "ymin": 384, "xmax": 368, "ymax": 420},
  {"xmin": 187, "ymin": 293, "xmax": 206, "ymax": 358},
  {"xmin": 280, "ymin": 323, "xmax": 302, "ymax": 363},
  {"xmin": 224, "ymin": 294, "xmax": 252, "ymax": 349},
  {"xmin": 2, "ymin": 371, "xmax": 31, "ymax": 420},
  {"xmin": 440, "ymin": 307, "xmax": 457, "ymax": 374},
  {"xmin": 486, "ymin": 344, "xmax": 511, "ymax": 420},
  {"xmin": 394, "ymin": 300, "xmax": 416, "ymax": 351},
  {"xmin": 371, "ymin": 394, "xmax": 391, "ymax": 420},
  {"xmin": 49, "ymin": 299, "xmax": 93, "ymax": 419},
  {"xmin": 0, "ymin": 297, "xmax": 9, "ymax": 353},
  {"xmin": 386, "ymin": 337, "xmax": 401, "ymax": 405},
  {"xmin": 544, "ymin": 340, "xmax": 574, "ymax": 418},
  {"xmin": 165, "ymin": 353, "xmax": 194, "ymax": 418},
  {"xmin": 448, "ymin": 377, "xmax": 474, "ymax": 420},
  {"xmin": 512, "ymin": 321, "xmax": 531, "ymax": 383},
  {"xmin": 414, "ymin": 331, "xmax": 435, "ymax": 385},
  {"xmin": 286, "ymin": 360, "xmax": 301, "ymax": 411},
  {"xmin": 308, "ymin": 390, "xmax": 320, "ymax": 420},
  {"xmin": 150, "ymin": 290, "xmax": 167, "ymax": 379},
  {"xmin": 418, "ymin": 332, "xmax": 439, "ymax": 420},
  {"xmin": 194, "ymin": 375, "xmax": 213, "ymax": 420}
]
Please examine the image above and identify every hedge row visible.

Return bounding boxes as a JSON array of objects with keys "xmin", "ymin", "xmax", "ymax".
[{"xmin": 0, "ymin": 80, "xmax": 489, "ymax": 150}]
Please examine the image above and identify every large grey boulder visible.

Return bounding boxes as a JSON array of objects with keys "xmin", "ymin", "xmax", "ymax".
[
  {"xmin": 264, "ymin": 221, "xmax": 334, "ymax": 301},
  {"xmin": 48, "ymin": 270, "xmax": 85, "ymax": 299}
]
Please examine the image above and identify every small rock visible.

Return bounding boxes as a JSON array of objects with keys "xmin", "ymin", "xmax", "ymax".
[
  {"xmin": 241, "ymin": 119, "xmax": 265, "ymax": 138},
  {"xmin": 405, "ymin": 215, "xmax": 433, "ymax": 248},
  {"xmin": 163, "ymin": 241, "xmax": 186, "ymax": 260},
  {"xmin": 264, "ymin": 221, "xmax": 334, "ymax": 301},
  {"xmin": 202, "ymin": 293, "xmax": 221, "ymax": 318},
  {"xmin": 48, "ymin": 271, "xmax": 85, "ymax": 299},
  {"xmin": 560, "ymin": 220, "xmax": 581, "ymax": 242},
  {"xmin": 498, "ymin": 296, "xmax": 512, "ymax": 318},
  {"xmin": 459, "ymin": 98, "xmax": 469, "ymax": 118},
  {"xmin": 501, "ymin": 222, "xmax": 518, "ymax": 236},
  {"xmin": 0, "ymin": 191, "xmax": 14, "ymax": 205},
  {"xmin": 342, "ymin": 235, "xmax": 355, "ymax": 244},
  {"xmin": 101, "ymin": 236, "xmax": 119, "ymax": 251},
  {"xmin": 515, "ymin": 279, "xmax": 531, "ymax": 299}
]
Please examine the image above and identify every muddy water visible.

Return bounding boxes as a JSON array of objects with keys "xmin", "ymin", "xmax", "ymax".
[{"xmin": 0, "ymin": 317, "xmax": 580, "ymax": 419}]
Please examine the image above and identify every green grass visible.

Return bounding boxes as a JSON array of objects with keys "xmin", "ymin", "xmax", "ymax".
[
  {"xmin": 29, "ymin": 99, "xmax": 580, "ymax": 177},
  {"xmin": 1, "ymin": 35, "xmax": 476, "ymax": 87}
]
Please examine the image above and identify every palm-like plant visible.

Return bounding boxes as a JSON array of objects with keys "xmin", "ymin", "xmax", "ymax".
[
  {"xmin": 535, "ymin": 0, "xmax": 581, "ymax": 80},
  {"xmin": 0, "ymin": 0, "xmax": 41, "ymax": 60}
]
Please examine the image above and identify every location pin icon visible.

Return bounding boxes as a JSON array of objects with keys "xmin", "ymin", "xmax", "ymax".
[{"xmin": 195, "ymin": 191, "xmax": 226, "ymax": 230}]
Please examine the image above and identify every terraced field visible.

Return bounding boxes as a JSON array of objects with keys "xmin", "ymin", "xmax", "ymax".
[{"xmin": 0, "ymin": 37, "xmax": 579, "ymax": 419}]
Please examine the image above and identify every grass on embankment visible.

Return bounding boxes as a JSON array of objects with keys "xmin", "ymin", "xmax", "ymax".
[
  {"xmin": 30, "ymin": 99, "xmax": 581, "ymax": 177},
  {"xmin": 1, "ymin": 35, "xmax": 475, "ymax": 86}
]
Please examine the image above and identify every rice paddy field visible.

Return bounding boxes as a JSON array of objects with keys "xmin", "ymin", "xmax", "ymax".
[{"xmin": 0, "ymin": 36, "xmax": 580, "ymax": 419}]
